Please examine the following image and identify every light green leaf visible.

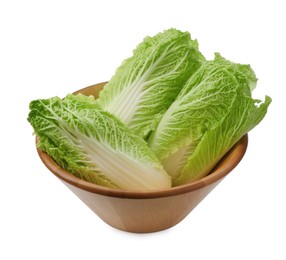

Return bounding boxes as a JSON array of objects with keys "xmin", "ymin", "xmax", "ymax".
[
  {"xmin": 28, "ymin": 94, "xmax": 171, "ymax": 190},
  {"xmin": 97, "ymin": 28, "xmax": 204, "ymax": 137},
  {"xmin": 148, "ymin": 54, "xmax": 271, "ymax": 184}
]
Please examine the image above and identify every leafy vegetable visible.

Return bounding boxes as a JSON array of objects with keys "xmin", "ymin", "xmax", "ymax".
[
  {"xmin": 148, "ymin": 53, "xmax": 271, "ymax": 185},
  {"xmin": 28, "ymin": 28, "xmax": 271, "ymax": 190},
  {"xmin": 96, "ymin": 28, "xmax": 204, "ymax": 137},
  {"xmin": 28, "ymin": 94, "xmax": 171, "ymax": 191}
]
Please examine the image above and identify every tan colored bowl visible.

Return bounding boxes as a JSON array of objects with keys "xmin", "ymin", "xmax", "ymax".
[{"xmin": 37, "ymin": 82, "xmax": 248, "ymax": 233}]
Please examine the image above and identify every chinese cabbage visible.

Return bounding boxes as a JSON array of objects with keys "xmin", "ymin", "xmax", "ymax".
[
  {"xmin": 28, "ymin": 94, "xmax": 171, "ymax": 190},
  {"xmin": 97, "ymin": 28, "xmax": 204, "ymax": 137},
  {"xmin": 148, "ymin": 54, "xmax": 271, "ymax": 185}
]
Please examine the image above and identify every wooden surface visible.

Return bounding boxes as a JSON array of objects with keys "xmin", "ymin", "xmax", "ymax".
[{"xmin": 36, "ymin": 82, "xmax": 248, "ymax": 233}]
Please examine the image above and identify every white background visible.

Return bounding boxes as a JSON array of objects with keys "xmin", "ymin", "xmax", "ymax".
[{"xmin": 1, "ymin": 0, "xmax": 285, "ymax": 259}]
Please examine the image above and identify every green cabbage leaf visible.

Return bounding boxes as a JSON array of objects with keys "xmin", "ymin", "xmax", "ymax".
[
  {"xmin": 96, "ymin": 28, "xmax": 204, "ymax": 137},
  {"xmin": 148, "ymin": 54, "xmax": 271, "ymax": 185},
  {"xmin": 28, "ymin": 94, "xmax": 171, "ymax": 190}
]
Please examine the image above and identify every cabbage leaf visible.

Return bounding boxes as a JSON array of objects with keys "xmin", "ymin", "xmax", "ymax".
[
  {"xmin": 148, "ymin": 54, "xmax": 271, "ymax": 185},
  {"xmin": 97, "ymin": 28, "xmax": 204, "ymax": 137},
  {"xmin": 28, "ymin": 94, "xmax": 171, "ymax": 190}
]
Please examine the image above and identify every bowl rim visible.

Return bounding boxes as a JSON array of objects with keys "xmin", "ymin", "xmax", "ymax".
[{"xmin": 36, "ymin": 82, "xmax": 248, "ymax": 199}]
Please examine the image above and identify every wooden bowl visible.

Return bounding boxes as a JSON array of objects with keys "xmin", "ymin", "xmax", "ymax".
[{"xmin": 36, "ymin": 82, "xmax": 248, "ymax": 233}]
